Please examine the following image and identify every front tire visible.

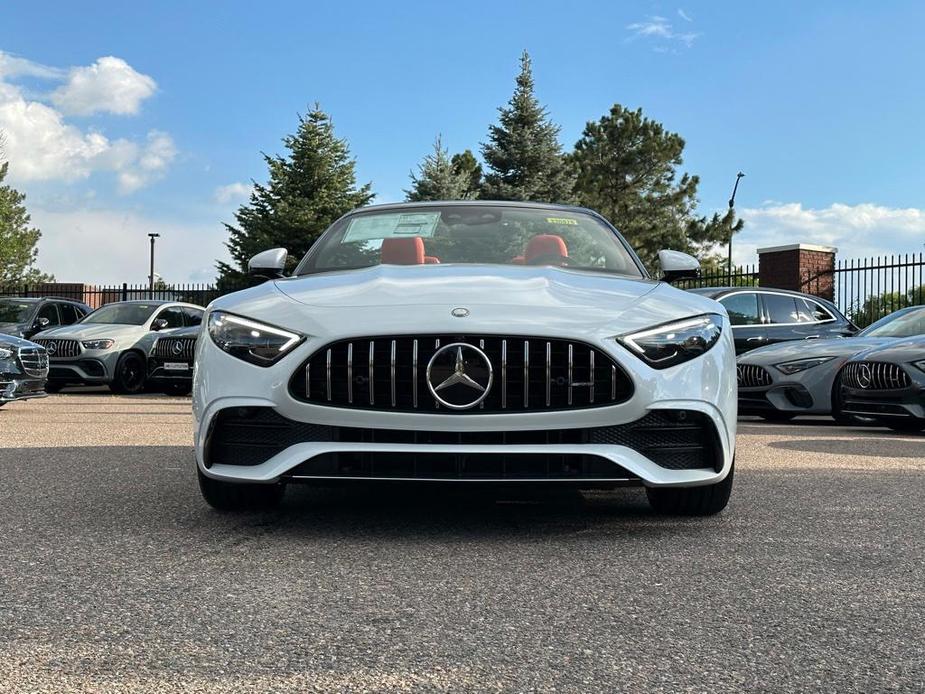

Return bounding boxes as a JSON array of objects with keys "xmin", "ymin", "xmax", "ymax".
[
  {"xmin": 646, "ymin": 462, "xmax": 734, "ymax": 516},
  {"xmin": 109, "ymin": 352, "xmax": 146, "ymax": 394},
  {"xmin": 197, "ymin": 468, "xmax": 285, "ymax": 511}
]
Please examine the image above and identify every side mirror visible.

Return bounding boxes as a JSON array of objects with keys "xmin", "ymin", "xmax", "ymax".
[
  {"xmin": 35, "ymin": 317, "xmax": 51, "ymax": 329},
  {"xmin": 658, "ymin": 249, "xmax": 700, "ymax": 282},
  {"xmin": 151, "ymin": 318, "xmax": 170, "ymax": 331},
  {"xmin": 248, "ymin": 248, "xmax": 288, "ymax": 279}
]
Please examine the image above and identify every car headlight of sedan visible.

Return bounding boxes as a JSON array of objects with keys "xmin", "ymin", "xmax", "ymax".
[
  {"xmin": 619, "ymin": 314, "xmax": 723, "ymax": 369},
  {"xmin": 0, "ymin": 344, "xmax": 14, "ymax": 360},
  {"xmin": 773, "ymin": 356, "xmax": 835, "ymax": 375},
  {"xmin": 207, "ymin": 311, "xmax": 304, "ymax": 366},
  {"xmin": 81, "ymin": 339, "xmax": 115, "ymax": 350}
]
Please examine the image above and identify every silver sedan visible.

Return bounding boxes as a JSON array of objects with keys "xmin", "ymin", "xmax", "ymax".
[{"xmin": 736, "ymin": 305, "xmax": 925, "ymax": 422}]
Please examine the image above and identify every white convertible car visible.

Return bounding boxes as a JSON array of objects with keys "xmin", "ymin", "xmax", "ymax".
[{"xmin": 193, "ymin": 202, "xmax": 737, "ymax": 514}]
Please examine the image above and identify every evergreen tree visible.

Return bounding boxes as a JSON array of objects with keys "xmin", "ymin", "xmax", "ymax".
[
  {"xmin": 218, "ymin": 106, "xmax": 374, "ymax": 282},
  {"xmin": 405, "ymin": 135, "xmax": 474, "ymax": 201},
  {"xmin": 450, "ymin": 150, "xmax": 483, "ymax": 199},
  {"xmin": 0, "ymin": 159, "xmax": 53, "ymax": 284},
  {"xmin": 571, "ymin": 104, "xmax": 743, "ymax": 271},
  {"xmin": 480, "ymin": 51, "xmax": 574, "ymax": 203}
]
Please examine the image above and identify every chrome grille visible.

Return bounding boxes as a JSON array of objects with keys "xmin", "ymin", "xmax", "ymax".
[
  {"xmin": 841, "ymin": 361, "xmax": 911, "ymax": 391},
  {"xmin": 18, "ymin": 346, "xmax": 49, "ymax": 378},
  {"xmin": 290, "ymin": 335, "xmax": 633, "ymax": 413},
  {"xmin": 737, "ymin": 364, "xmax": 772, "ymax": 388},
  {"xmin": 152, "ymin": 337, "xmax": 197, "ymax": 361},
  {"xmin": 32, "ymin": 338, "xmax": 80, "ymax": 359}
]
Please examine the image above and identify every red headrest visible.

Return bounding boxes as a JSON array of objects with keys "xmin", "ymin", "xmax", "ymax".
[
  {"xmin": 525, "ymin": 235, "xmax": 568, "ymax": 263},
  {"xmin": 381, "ymin": 237, "xmax": 425, "ymax": 265}
]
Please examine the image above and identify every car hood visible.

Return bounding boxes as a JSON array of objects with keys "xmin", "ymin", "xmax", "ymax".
[
  {"xmin": 850, "ymin": 336, "xmax": 925, "ymax": 363},
  {"xmin": 0, "ymin": 333, "xmax": 40, "ymax": 349},
  {"xmin": 738, "ymin": 336, "xmax": 894, "ymax": 364},
  {"xmin": 0, "ymin": 322, "xmax": 25, "ymax": 338},
  {"xmin": 214, "ymin": 264, "xmax": 723, "ymax": 339},
  {"xmin": 32, "ymin": 323, "xmax": 149, "ymax": 342}
]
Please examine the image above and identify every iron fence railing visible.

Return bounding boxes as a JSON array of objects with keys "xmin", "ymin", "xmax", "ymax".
[
  {"xmin": 0, "ymin": 282, "xmax": 253, "ymax": 309},
  {"xmin": 672, "ymin": 265, "xmax": 759, "ymax": 290}
]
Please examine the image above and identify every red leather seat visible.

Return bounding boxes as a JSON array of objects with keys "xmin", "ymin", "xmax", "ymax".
[
  {"xmin": 381, "ymin": 237, "xmax": 425, "ymax": 265},
  {"xmin": 525, "ymin": 235, "xmax": 568, "ymax": 264}
]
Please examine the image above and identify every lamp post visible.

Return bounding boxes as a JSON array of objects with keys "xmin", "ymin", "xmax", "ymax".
[
  {"xmin": 727, "ymin": 172, "xmax": 745, "ymax": 279},
  {"xmin": 148, "ymin": 233, "xmax": 160, "ymax": 299}
]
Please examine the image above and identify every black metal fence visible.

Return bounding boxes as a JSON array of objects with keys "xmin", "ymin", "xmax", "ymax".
[
  {"xmin": 673, "ymin": 265, "xmax": 759, "ymax": 290},
  {"xmin": 0, "ymin": 282, "xmax": 252, "ymax": 309}
]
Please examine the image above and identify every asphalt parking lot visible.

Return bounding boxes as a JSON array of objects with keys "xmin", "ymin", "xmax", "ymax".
[{"xmin": 1, "ymin": 394, "xmax": 923, "ymax": 693}]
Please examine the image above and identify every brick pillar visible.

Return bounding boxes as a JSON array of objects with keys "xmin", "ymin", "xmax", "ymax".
[{"xmin": 758, "ymin": 244, "xmax": 837, "ymax": 301}]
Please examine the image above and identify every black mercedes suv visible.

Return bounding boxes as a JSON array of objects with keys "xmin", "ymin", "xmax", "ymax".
[{"xmin": 0, "ymin": 297, "xmax": 92, "ymax": 340}]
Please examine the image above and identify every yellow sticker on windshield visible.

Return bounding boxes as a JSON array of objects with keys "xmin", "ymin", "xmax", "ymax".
[{"xmin": 546, "ymin": 217, "xmax": 578, "ymax": 225}]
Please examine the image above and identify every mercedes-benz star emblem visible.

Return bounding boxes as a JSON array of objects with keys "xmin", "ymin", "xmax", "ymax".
[
  {"xmin": 171, "ymin": 341, "xmax": 185, "ymax": 356},
  {"xmin": 426, "ymin": 343, "xmax": 493, "ymax": 410},
  {"xmin": 857, "ymin": 363, "xmax": 873, "ymax": 389},
  {"xmin": 46, "ymin": 341, "xmax": 57, "ymax": 355},
  {"xmin": 451, "ymin": 307, "xmax": 470, "ymax": 318}
]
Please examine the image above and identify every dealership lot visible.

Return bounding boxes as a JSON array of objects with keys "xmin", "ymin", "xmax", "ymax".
[{"xmin": 1, "ymin": 394, "xmax": 924, "ymax": 692}]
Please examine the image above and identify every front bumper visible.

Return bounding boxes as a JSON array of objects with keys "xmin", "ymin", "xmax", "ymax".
[
  {"xmin": 46, "ymin": 353, "xmax": 118, "ymax": 384},
  {"xmin": 193, "ymin": 327, "xmax": 737, "ymax": 488},
  {"xmin": 840, "ymin": 385, "xmax": 925, "ymax": 421},
  {"xmin": 0, "ymin": 375, "xmax": 47, "ymax": 403},
  {"xmin": 147, "ymin": 356, "xmax": 194, "ymax": 383},
  {"xmin": 737, "ymin": 361, "xmax": 844, "ymax": 416}
]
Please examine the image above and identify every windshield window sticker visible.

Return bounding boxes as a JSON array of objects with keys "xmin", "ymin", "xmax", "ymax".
[
  {"xmin": 545, "ymin": 217, "xmax": 578, "ymax": 226},
  {"xmin": 343, "ymin": 212, "xmax": 441, "ymax": 242}
]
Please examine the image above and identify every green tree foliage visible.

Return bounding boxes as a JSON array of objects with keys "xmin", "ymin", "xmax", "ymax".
[
  {"xmin": 218, "ymin": 106, "xmax": 374, "ymax": 282},
  {"xmin": 850, "ymin": 285, "xmax": 925, "ymax": 327},
  {"xmin": 480, "ymin": 51, "xmax": 574, "ymax": 203},
  {"xmin": 571, "ymin": 104, "xmax": 743, "ymax": 271},
  {"xmin": 450, "ymin": 150, "xmax": 482, "ymax": 199},
  {"xmin": 0, "ymin": 160, "xmax": 53, "ymax": 285},
  {"xmin": 405, "ymin": 135, "xmax": 474, "ymax": 201}
]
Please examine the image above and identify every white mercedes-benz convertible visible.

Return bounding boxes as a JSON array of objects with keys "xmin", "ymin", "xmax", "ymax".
[{"xmin": 193, "ymin": 201, "xmax": 736, "ymax": 514}]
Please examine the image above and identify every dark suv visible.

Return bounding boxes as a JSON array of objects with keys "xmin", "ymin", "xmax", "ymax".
[
  {"xmin": 688, "ymin": 287, "xmax": 857, "ymax": 354},
  {"xmin": 0, "ymin": 297, "xmax": 92, "ymax": 340}
]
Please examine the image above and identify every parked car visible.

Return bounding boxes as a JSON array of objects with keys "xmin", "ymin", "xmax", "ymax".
[
  {"xmin": 835, "ymin": 335, "xmax": 925, "ymax": 432},
  {"xmin": 0, "ymin": 296, "xmax": 91, "ymax": 339},
  {"xmin": 736, "ymin": 305, "xmax": 925, "ymax": 422},
  {"xmin": 33, "ymin": 300, "xmax": 205, "ymax": 394},
  {"xmin": 686, "ymin": 287, "xmax": 857, "ymax": 354},
  {"xmin": 144, "ymin": 324, "xmax": 199, "ymax": 395},
  {"xmin": 194, "ymin": 201, "xmax": 737, "ymax": 515},
  {"xmin": 0, "ymin": 335, "xmax": 49, "ymax": 407}
]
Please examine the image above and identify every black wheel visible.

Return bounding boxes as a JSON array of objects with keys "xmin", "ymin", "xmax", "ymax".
[
  {"xmin": 759, "ymin": 411, "xmax": 795, "ymax": 422},
  {"xmin": 198, "ymin": 468, "xmax": 285, "ymax": 511},
  {"xmin": 830, "ymin": 375, "xmax": 869, "ymax": 425},
  {"xmin": 109, "ymin": 352, "xmax": 146, "ymax": 394},
  {"xmin": 161, "ymin": 382, "xmax": 192, "ymax": 396},
  {"xmin": 886, "ymin": 420, "xmax": 925, "ymax": 433},
  {"xmin": 646, "ymin": 462, "xmax": 734, "ymax": 516}
]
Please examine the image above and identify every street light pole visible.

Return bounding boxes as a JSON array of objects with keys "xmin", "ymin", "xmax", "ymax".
[
  {"xmin": 148, "ymin": 233, "xmax": 160, "ymax": 299},
  {"xmin": 727, "ymin": 172, "xmax": 745, "ymax": 280}
]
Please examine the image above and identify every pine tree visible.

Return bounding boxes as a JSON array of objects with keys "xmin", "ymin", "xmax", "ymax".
[
  {"xmin": 405, "ymin": 136, "xmax": 474, "ymax": 201},
  {"xmin": 0, "ymin": 160, "xmax": 53, "ymax": 284},
  {"xmin": 571, "ymin": 104, "xmax": 743, "ymax": 271},
  {"xmin": 450, "ymin": 150, "xmax": 483, "ymax": 199},
  {"xmin": 480, "ymin": 51, "xmax": 574, "ymax": 203},
  {"xmin": 218, "ymin": 106, "xmax": 374, "ymax": 282}
]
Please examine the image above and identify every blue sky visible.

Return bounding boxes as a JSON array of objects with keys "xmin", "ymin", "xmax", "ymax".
[{"xmin": 2, "ymin": 1, "xmax": 924, "ymax": 283}]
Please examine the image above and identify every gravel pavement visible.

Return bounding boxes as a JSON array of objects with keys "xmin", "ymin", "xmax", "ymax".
[{"xmin": 1, "ymin": 393, "xmax": 923, "ymax": 692}]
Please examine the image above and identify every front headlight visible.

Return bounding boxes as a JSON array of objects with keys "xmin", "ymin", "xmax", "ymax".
[
  {"xmin": 207, "ymin": 311, "xmax": 304, "ymax": 367},
  {"xmin": 0, "ymin": 344, "xmax": 14, "ymax": 360},
  {"xmin": 81, "ymin": 339, "xmax": 115, "ymax": 350},
  {"xmin": 913, "ymin": 360, "xmax": 925, "ymax": 374},
  {"xmin": 773, "ymin": 356, "xmax": 835, "ymax": 375},
  {"xmin": 618, "ymin": 313, "xmax": 723, "ymax": 369}
]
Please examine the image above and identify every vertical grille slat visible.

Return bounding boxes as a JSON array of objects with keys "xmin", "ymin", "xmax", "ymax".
[
  {"xmin": 33, "ymin": 339, "xmax": 81, "ymax": 359},
  {"xmin": 18, "ymin": 346, "xmax": 49, "ymax": 378},
  {"xmin": 737, "ymin": 364, "xmax": 773, "ymax": 388},
  {"xmin": 292, "ymin": 334, "xmax": 633, "ymax": 413},
  {"xmin": 842, "ymin": 361, "xmax": 911, "ymax": 391}
]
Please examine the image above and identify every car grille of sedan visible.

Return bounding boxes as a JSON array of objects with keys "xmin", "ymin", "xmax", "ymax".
[
  {"xmin": 204, "ymin": 406, "xmax": 721, "ymax": 473},
  {"xmin": 737, "ymin": 364, "xmax": 772, "ymax": 388},
  {"xmin": 32, "ymin": 339, "xmax": 80, "ymax": 359},
  {"xmin": 17, "ymin": 346, "xmax": 49, "ymax": 378},
  {"xmin": 841, "ymin": 361, "xmax": 911, "ymax": 390},
  {"xmin": 152, "ymin": 337, "xmax": 197, "ymax": 360},
  {"xmin": 290, "ymin": 335, "xmax": 633, "ymax": 413}
]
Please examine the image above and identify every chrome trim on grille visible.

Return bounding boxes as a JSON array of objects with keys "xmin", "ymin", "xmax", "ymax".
[
  {"xmin": 842, "ymin": 361, "xmax": 911, "ymax": 391},
  {"xmin": 346, "ymin": 342, "xmax": 354, "ymax": 404},
  {"xmin": 501, "ymin": 339, "xmax": 507, "ymax": 409},
  {"xmin": 152, "ymin": 337, "xmax": 196, "ymax": 360},
  {"xmin": 737, "ymin": 364, "xmax": 772, "ymax": 388},
  {"xmin": 18, "ymin": 346, "xmax": 49, "ymax": 378},
  {"xmin": 390, "ymin": 340, "xmax": 397, "ymax": 408},
  {"xmin": 33, "ymin": 339, "xmax": 80, "ymax": 359}
]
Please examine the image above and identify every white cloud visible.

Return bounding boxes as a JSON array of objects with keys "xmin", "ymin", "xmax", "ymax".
[
  {"xmin": 0, "ymin": 51, "xmax": 173, "ymax": 192},
  {"xmin": 626, "ymin": 15, "xmax": 699, "ymax": 48},
  {"xmin": 677, "ymin": 9, "xmax": 693, "ymax": 22},
  {"xmin": 213, "ymin": 181, "xmax": 253, "ymax": 204},
  {"xmin": 735, "ymin": 202, "xmax": 925, "ymax": 264},
  {"xmin": 51, "ymin": 56, "xmax": 156, "ymax": 116},
  {"xmin": 30, "ymin": 206, "xmax": 230, "ymax": 284}
]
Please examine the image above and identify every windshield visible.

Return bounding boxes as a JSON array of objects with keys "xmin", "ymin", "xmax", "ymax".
[
  {"xmin": 295, "ymin": 205, "xmax": 644, "ymax": 277},
  {"xmin": 860, "ymin": 307, "xmax": 925, "ymax": 337},
  {"xmin": 0, "ymin": 299, "xmax": 35, "ymax": 323},
  {"xmin": 82, "ymin": 303, "xmax": 159, "ymax": 326}
]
